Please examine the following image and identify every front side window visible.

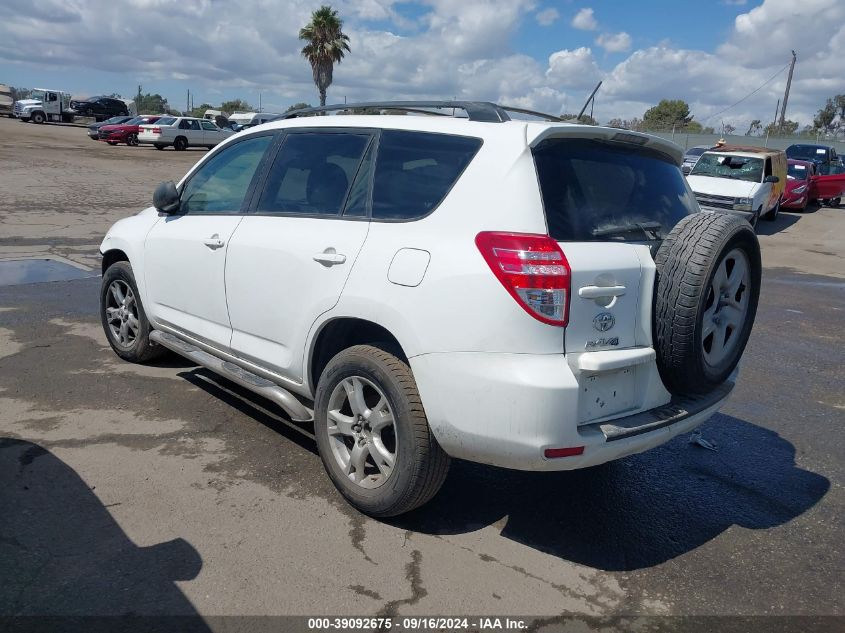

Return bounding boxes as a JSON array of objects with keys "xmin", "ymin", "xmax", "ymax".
[
  {"xmin": 180, "ymin": 135, "xmax": 273, "ymax": 214},
  {"xmin": 201, "ymin": 121, "xmax": 217, "ymax": 131},
  {"xmin": 371, "ymin": 131, "xmax": 482, "ymax": 220},
  {"xmin": 534, "ymin": 138, "xmax": 696, "ymax": 242},
  {"xmin": 257, "ymin": 132, "xmax": 370, "ymax": 215}
]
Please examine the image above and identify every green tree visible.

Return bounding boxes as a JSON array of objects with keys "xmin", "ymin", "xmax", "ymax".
[
  {"xmin": 285, "ymin": 102, "xmax": 313, "ymax": 112},
  {"xmin": 299, "ymin": 5, "xmax": 351, "ymax": 107},
  {"xmin": 189, "ymin": 103, "xmax": 214, "ymax": 118},
  {"xmin": 9, "ymin": 86, "xmax": 31, "ymax": 101},
  {"xmin": 813, "ymin": 95, "xmax": 845, "ymax": 133},
  {"xmin": 765, "ymin": 120, "xmax": 799, "ymax": 136},
  {"xmin": 221, "ymin": 98, "xmax": 252, "ymax": 113},
  {"xmin": 745, "ymin": 119, "xmax": 762, "ymax": 136},
  {"xmin": 560, "ymin": 113, "xmax": 598, "ymax": 125},
  {"xmin": 136, "ymin": 93, "xmax": 169, "ymax": 114},
  {"xmin": 642, "ymin": 99, "xmax": 693, "ymax": 130}
]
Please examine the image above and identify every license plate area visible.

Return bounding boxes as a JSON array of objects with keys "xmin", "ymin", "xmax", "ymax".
[{"xmin": 579, "ymin": 367, "xmax": 637, "ymax": 423}]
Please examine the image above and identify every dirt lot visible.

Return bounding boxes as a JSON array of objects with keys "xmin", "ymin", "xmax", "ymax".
[{"xmin": 0, "ymin": 117, "xmax": 843, "ymax": 628}]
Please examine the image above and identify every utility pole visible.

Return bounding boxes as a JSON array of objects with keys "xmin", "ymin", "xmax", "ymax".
[
  {"xmin": 186, "ymin": 89, "xmax": 190, "ymax": 115},
  {"xmin": 772, "ymin": 98, "xmax": 780, "ymax": 134},
  {"xmin": 778, "ymin": 50, "xmax": 797, "ymax": 129}
]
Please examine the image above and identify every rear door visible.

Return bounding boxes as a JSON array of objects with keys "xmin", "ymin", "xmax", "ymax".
[
  {"xmin": 144, "ymin": 133, "xmax": 276, "ymax": 348},
  {"xmin": 531, "ymin": 134, "xmax": 697, "ymax": 419},
  {"xmin": 224, "ymin": 129, "xmax": 374, "ymax": 381}
]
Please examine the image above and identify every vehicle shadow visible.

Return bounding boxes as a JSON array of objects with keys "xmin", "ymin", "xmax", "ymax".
[
  {"xmin": 390, "ymin": 413, "xmax": 829, "ymax": 571},
  {"xmin": 0, "ymin": 438, "xmax": 210, "ymax": 628},
  {"xmin": 755, "ymin": 211, "xmax": 801, "ymax": 235}
]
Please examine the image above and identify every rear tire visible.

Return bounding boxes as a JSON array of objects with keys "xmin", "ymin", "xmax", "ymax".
[
  {"xmin": 106, "ymin": 141, "xmax": 118, "ymax": 146},
  {"xmin": 653, "ymin": 213, "xmax": 761, "ymax": 395},
  {"xmin": 100, "ymin": 262, "xmax": 166, "ymax": 363},
  {"xmin": 127, "ymin": 133, "xmax": 139, "ymax": 147},
  {"xmin": 174, "ymin": 136, "xmax": 188, "ymax": 151},
  {"xmin": 314, "ymin": 344, "xmax": 450, "ymax": 517},
  {"xmin": 154, "ymin": 144, "xmax": 165, "ymax": 150}
]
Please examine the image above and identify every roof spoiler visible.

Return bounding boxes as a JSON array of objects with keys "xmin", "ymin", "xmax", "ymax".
[{"xmin": 528, "ymin": 126, "xmax": 685, "ymax": 165}]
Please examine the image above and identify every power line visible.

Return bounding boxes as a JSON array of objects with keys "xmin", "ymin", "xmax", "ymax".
[{"xmin": 702, "ymin": 62, "xmax": 790, "ymax": 122}]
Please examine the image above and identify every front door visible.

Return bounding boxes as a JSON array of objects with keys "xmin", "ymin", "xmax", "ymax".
[
  {"xmin": 226, "ymin": 130, "xmax": 375, "ymax": 381},
  {"xmin": 144, "ymin": 133, "xmax": 276, "ymax": 349}
]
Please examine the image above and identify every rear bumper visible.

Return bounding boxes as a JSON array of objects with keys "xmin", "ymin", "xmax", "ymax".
[{"xmin": 411, "ymin": 351, "xmax": 734, "ymax": 471}]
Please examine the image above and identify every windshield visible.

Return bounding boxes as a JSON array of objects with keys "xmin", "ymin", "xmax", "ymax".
[
  {"xmin": 787, "ymin": 163, "xmax": 809, "ymax": 180},
  {"xmin": 532, "ymin": 138, "xmax": 696, "ymax": 242},
  {"xmin": 29, "ymin": 90, "xmax": 45, "ymax": 101},
  {"xmin": 787, "ymin": 145, "xmax": 825, "ymax": 161},
  {"xmin": 689, "ymin": 153, "xmax": 763, "ymax": 182}
]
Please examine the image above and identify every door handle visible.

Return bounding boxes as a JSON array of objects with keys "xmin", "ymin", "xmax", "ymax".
[
  {"xmin": 313, "ymin": 248, "xmax": 347, "ymax": 266},
  {"xmin": 203, "ymin": 234, "xmax": 225, "ymax": 249},
  {"xmin": 579, "ymin": 285, "xmax": 626, "ymax": 299}
]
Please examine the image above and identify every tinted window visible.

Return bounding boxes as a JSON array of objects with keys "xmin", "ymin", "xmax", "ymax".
[
  {"xmin": 372, "ymin": 131, "xmax": 481, "ymax": 220},
  {"xmin": 180, "ymin": 136, "xmax": 273, "ymax": 214},
  {"xmin": 157, "ymin": 117, "xmax": 177, "ymax": 126},
  {"xmin": 257, "ymin": 133, "xmax": 370, "ymax": 215},
  {"xmin": 533, "ymin": 138, "xmax": 696, "ymax": 242},
  {"xmin": 343, "ymin": 139, "xmax": 375, "ymax": 217},
  {"xmin": 201, "ymin": 121, "xmax": 217, "ymax": 131}
]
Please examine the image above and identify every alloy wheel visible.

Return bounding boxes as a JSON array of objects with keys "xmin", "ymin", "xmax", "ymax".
[
  {"xmin": 326, "ymin": 376, "xmax": 397, "ymax": 489},
  {"xmin": 701, "ymin": 248, "xmax": 751, "ymax": 367},
  {"xmin": 104, "ymin": 280, "xmax": 140, "ymax": 349}
]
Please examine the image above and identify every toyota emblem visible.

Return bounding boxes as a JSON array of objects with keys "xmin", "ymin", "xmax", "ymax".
[{"xmin": 593, "ymin": 312, "xmax": 615, "ymax": 332}]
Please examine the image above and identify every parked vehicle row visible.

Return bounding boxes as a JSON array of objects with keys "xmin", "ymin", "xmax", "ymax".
[
  {"xmin": 138, "ymin": 116, "xmax": 235, "ymax": 150},
  {"xmin": 98, "ymin": 115, "xmax": 163, "ymax": 146}
]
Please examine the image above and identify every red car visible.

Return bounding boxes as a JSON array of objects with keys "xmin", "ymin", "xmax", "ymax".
[
  {"xmin": 782, "ymin": 159, "xmax": 816, "ymax": 211},
  {"xmin": 98, "ymin": 115, "xmax": 162, "ymax": 146}
]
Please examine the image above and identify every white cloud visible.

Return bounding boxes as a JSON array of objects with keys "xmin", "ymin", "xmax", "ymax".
[
  {"xmin": 0, "ymin": 0, "xmax": 841, "ymax": 133},
  {"xmin": 571, "ymin": 7, "xmax": 598, "ymax": 30},
  {"xmin": 546, "ymin": 47, "xmax": 602, "ymax": 90},
  {"xmin": 536, "ymin": 8, "xmax": 560, "ymax": 26},
  {"xmin": 595, "ymin": 31, "xmax": 632, "ymax": 53}
]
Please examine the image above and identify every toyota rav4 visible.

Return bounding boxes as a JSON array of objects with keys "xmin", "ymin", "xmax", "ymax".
[{"xmin": 99, "ymin": 101, "xmax": 761, "ymax": 516}]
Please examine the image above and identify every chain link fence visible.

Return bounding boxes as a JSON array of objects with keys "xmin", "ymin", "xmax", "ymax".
[{"xmin": 639, "ymin": 130, "xmax": 845, "ymax": 154}]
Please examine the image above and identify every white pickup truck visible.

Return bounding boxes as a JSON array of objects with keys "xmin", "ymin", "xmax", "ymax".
[{"xmin": 138, "ymin": 116, "xmax": 234, "ymax": 151}]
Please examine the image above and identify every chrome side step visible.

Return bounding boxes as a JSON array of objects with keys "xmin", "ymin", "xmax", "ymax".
[{"xmin": 150, "ymin": 330, "xmax": 314, "ymax": 422}]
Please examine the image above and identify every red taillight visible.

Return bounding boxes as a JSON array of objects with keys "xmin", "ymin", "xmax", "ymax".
[
  {"xmin": 150, "ymin": 127, "xmax": 161, "ymax": 134},
  {"xmin": 475, "ymin": 231, "xmax": 571, "ymax": 326},
  {"xmin": 544, "ymin": 446, "xmax": 584, "ymax": 458}
]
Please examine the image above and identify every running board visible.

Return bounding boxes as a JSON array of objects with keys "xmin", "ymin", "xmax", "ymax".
[{"xmin": 149, "ymin": 330, "xmax": 314, "ymax": 422}]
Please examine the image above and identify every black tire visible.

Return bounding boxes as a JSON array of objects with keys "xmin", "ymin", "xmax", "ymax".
[
  {"xmin": 763, "ymin": 198, "xmax": 780, "ymax": 221},
  {"xmin": 154, "ymin": 144, "xmax": 166, "ymax": 150},
  {"xmin": 314, "ymin": 344, "xmax": 450, "ymax": 517},
  {"xmin": 653, "ymin": 213, "xmax": 761, "ymax": 395},
  {"xmin": 127, "ymin": 133, "xmax": 139, "ymax": 147},
  {"xmin": 830, "ymin": 197, "xmax": 841, "ymax": 208},
  {"xmin": 106, "ymin": 141, "xmax": 118, "ymax": 146},
  {"xmin": 31, "ymin": 112, "xmax": 45, "ymax": 124},
  {"xmin": 173, "ymin": 136, "xmax": 188, "ymax": 151},
  {"xmin": 100, "ymin": 261, "xmax": 166, "ymax": 363}
]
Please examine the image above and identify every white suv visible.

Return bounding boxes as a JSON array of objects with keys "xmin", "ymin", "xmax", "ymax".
[{"xmin": 99, "ymin": 101, "xmax": 761, "ymax": 516}]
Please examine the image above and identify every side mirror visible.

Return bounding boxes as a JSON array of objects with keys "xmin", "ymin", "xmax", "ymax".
[
  {"xmin": 764, "ymin": 175, "xmax": 779, "ymax": 183},
  {"xmin": 153, "ymin": 180, "xmax": 180, "ymax": 214}
]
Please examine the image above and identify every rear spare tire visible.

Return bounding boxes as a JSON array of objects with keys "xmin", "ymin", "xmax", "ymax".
[{"xmin": 653, "ymin": 213, "xmax": 761, "ymax": 394}]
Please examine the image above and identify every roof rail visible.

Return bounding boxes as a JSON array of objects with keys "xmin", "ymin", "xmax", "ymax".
[{"xmin": 276, "ymin": 101, "xmax": 562, "ymax": 124}]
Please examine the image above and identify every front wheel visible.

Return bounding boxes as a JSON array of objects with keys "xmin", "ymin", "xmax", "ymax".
[
  {"xmin": 763, "ymin": 198, "xmax": 780, "ymax": 221},
  {"xmin": 31, "ymin": 112, "xmax": 45, "ymax": 124},
  {"xmin": 100, "ymin": 262, "xmax": 166, "ymax": 363},
  {"xmin": 314, "ymin": 344, "xmax": 450, "ymax": 517}
]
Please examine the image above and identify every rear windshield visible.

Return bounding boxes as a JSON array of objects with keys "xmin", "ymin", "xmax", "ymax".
[
  {"xmin": 787, "ymin": 145, "xmax": 826, "ymax": 161},
  {"xmin": 532, "ymin": 138, "xmax": 695, "ymax": 242}
]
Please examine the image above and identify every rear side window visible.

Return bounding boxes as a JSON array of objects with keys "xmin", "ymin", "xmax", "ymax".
[
  {"xmin": 157, "ymin": 117, "xmax": 176, "ymax": 126},
  {"xmin": 257, "ymin": 132, "xmax": 370, "ymax": 216},
  {"xmin": 533, "ymin": 138, "xmax": 695, "ymax": 242},
  {"xmin": 371, "ymin": 131, "xmax": 481, "ymax": 220}
]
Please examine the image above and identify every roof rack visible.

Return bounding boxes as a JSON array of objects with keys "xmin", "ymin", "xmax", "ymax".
[{"xmin": 277, "ymin": 101, "xmax": 562, "ymax": 123}]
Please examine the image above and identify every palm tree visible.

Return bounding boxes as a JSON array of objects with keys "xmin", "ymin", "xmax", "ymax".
[{"xmin": 299, "ymin": 6, "xmax": 351, "ymax": 107}]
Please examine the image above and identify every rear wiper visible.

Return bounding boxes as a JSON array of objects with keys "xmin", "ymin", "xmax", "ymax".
[{"xmin": 592, "ymin": 221, "xmax": 663, "ymax": 240}]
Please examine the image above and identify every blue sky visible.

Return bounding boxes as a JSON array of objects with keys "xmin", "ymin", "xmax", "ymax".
[{"xmin": 0, "ymin": 0, "xmax": 841, "ymax": 130}]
